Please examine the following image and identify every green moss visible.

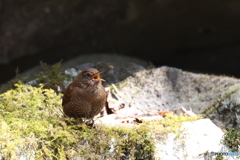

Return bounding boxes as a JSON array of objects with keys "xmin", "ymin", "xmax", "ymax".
[
  {"xmin": 95, "ymin": 124, "xmax": 155, "ymax": 159},
  {"xmin": 216, "ymin": 155, "xmax": 224, "ymax": 160},
  {"xmin": 221, "ymin": 127, "xmax": 240, "ymax": 152},
  {"xmin": 0, "ymin": 83, "xmax": 67, "ymax": 159},
  {"xmin": 35, "ymin": 60, "xmax": 72, "ymax": 92},
  {"xmin": 141, "ymin": 114, "xmax": 202, "ymax": 139}
]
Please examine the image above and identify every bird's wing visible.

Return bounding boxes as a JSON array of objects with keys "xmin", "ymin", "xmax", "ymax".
[
  {"xmin": 62, "ymin": 96, "xmax": 91, "ymax": 118},
  {"xmin": 62, "ymin": 84, "xmax": 92, "ymax": 118},
  {"xmin": 62, "ymin": 83, "xmax": 75, "ymax": 105},
  {"xmin": 62, "ymin": 84, "xmax": 85, "ymax": 106}
]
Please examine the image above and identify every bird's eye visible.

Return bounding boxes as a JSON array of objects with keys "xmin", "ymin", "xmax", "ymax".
[{"xmin": 85, "ymin": 73, "xmax": 91, "ymax": 77}]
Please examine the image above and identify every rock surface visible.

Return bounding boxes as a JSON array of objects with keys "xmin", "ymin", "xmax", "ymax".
[
  {"xmin": 64, "ymin": 62, "xmax": 240, "ymax": 129},
  {"xmin": 110, "ymin": 65, "xmax": 240, "ymax": 129},
  {"xmin": 154, "ymin": 119, "xmax": 231, "ymax": 160}
]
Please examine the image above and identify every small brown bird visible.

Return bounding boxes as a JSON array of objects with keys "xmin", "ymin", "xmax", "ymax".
[{"xmin": 62, "ymin": 68, "xmax": 106, "ymax": 121}]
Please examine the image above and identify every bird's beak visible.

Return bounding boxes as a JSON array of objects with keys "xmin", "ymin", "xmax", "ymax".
[{"xmin": 92, "ymin": 72, "xmax": 105, "ymax": 81}]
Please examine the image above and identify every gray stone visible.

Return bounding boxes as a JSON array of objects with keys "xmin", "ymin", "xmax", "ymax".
[
  {"xmin": 154, "ymin": 119, "xmax": 236, "ymax": 160},
  {"xmin": 110, "ymin": 66, "xmax": 240, "ymax": 128}
]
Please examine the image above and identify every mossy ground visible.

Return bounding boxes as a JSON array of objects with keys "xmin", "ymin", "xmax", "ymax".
[{"xmin": 0, "ymin": 82, "xmax": 202, "ymax": 159}]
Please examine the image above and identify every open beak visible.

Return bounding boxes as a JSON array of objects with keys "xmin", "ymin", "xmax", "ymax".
[{"xmin": 92, "ymin": 72, "xmax": 105, "ymax": 81}]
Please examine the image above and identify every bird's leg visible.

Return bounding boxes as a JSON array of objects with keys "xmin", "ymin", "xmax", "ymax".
[
  {"xmin": 84, "ymin": 119, "xmax": 97, "ymax": 128},
  {"xmin": 85, "ymin": 119, "xmax": 94, "ymax": 125},
  {"xmin": 76, "ymin": 118, "xmax": 84, "ymax": 124}
]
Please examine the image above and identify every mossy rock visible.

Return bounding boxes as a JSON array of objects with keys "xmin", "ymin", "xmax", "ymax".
[{"xmin": 0, "ymin": 83, "xmax": 202, "ymax": 159}]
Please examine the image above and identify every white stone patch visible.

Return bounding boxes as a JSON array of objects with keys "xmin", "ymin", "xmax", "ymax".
[{"xmin": 154, "ymin": 119, "xmax": 236, "ymax": 160}]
